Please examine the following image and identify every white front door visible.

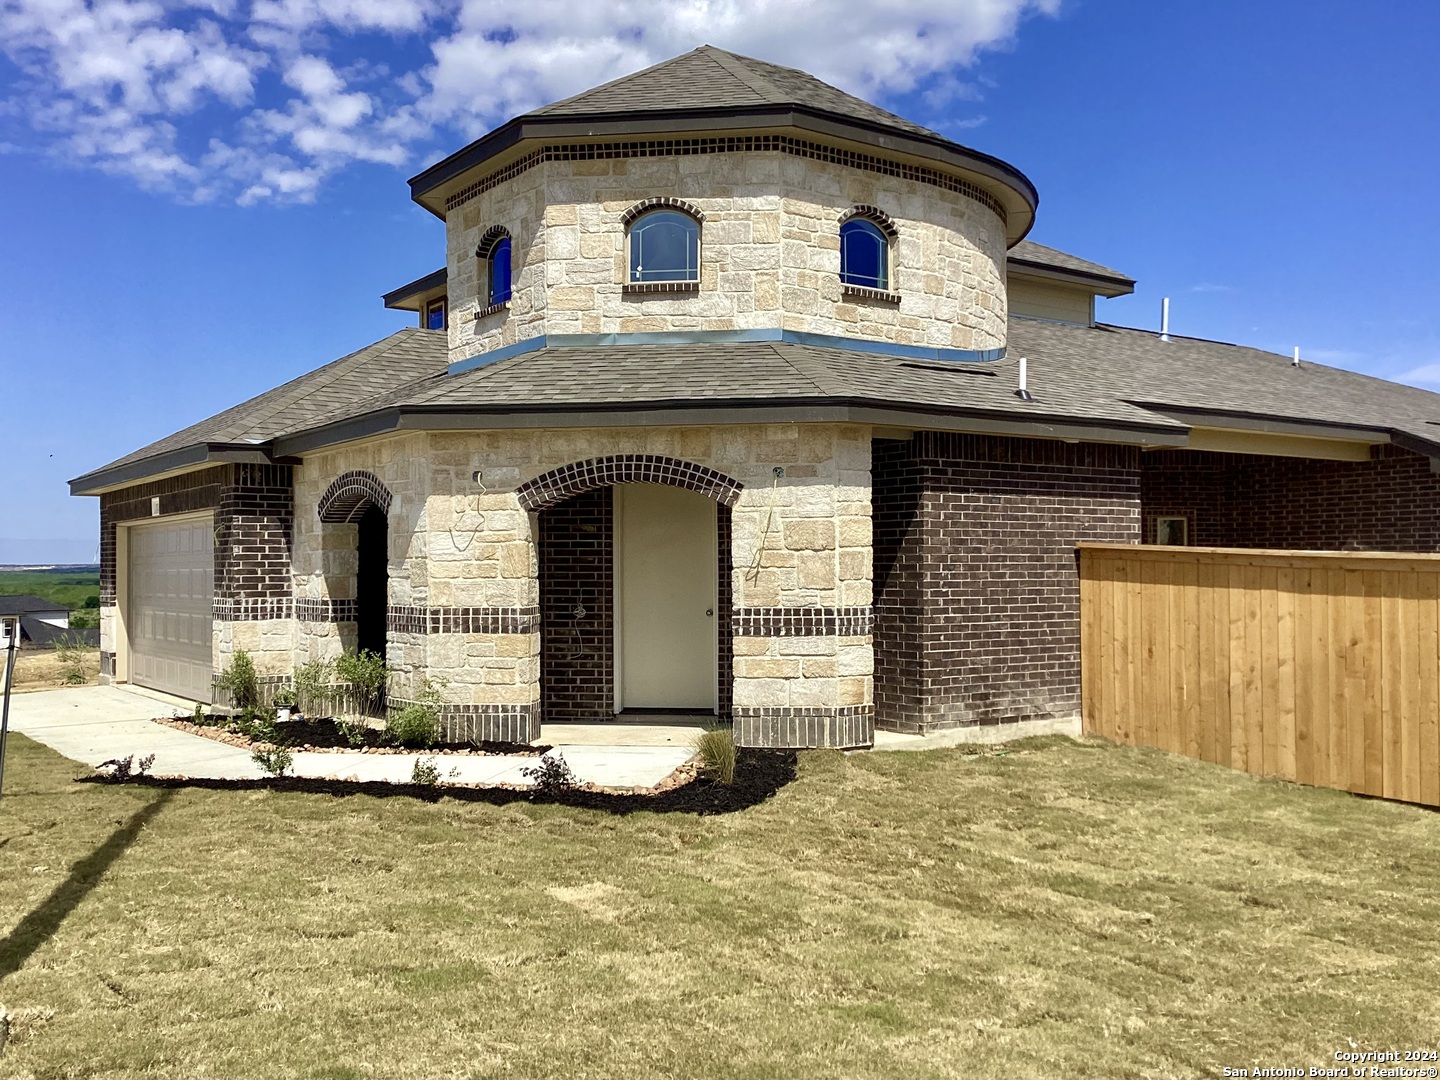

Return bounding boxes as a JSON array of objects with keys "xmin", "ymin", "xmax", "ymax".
[{"xmin": 616, "ymin": 484, "xmax": 717, "ymax": 711}]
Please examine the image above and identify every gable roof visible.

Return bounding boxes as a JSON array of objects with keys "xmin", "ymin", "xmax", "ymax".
[
  {"xmin": 19, "ymin": 618, "xmax": 96, "ymax": 648},
  {"xmin": 1008, "ymin": 240, "xmax": 1134, "ymax": 293},
  {"xmin": 72, "ymin": 318, "xmax": 1440, "ymax": 495},
  {"xmin": 0, "ymin": 595, "xmax": 69, "ymax": 615}
]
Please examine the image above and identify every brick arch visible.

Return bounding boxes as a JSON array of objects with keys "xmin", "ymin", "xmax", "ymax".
[
  {"xmin": 621, "ymin": 197, "xmax": 706, "ymax": 226},
  {"xmin": 839, "ymin": 204, "xmax": 898, "ymax": 239},
  {"xmin": 476, "ymin": 224, "xmax": 510, "ymax": 258},
  {"xmin": 515, "ymin": 455, "xmax": 742, "ymax": 512},
  {"xmin": 318, "ymin": 470, "xmax": 393, "ymax": 523}
]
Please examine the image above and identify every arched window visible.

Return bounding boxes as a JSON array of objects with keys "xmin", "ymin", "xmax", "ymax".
[
  {"xmin": 477, "ymin": 227, "xmax": 512, "ymax": 308},
  {"xmin": 628, "ymin": 208, "xmax": 700, "ymax": 283},
  {"xmin": 840, "ymin": 216, "xmax": 890, "ymax": 291}
]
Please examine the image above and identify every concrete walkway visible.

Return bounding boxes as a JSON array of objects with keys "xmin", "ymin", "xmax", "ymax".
[{"xmin": 4, "ymin": 686, "xmax": 694, "ymax": 790}]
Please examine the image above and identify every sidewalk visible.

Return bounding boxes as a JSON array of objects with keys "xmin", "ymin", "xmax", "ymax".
[{"xmin": 5, "ymin": 686, "xmax": 693, "ymax": 790}]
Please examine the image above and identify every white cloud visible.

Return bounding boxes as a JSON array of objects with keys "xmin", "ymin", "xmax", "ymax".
[{"xmin": 0, "ymin": 0, "xmax": 1060, "ymax": 204}]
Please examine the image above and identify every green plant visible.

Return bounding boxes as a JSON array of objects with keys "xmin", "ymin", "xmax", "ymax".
[
  {"xmin": 96, "ymin": 754, "xmax": 155, "ymax": 782},
  {"xmin": 693, "ymin": 726, "xmax": 738, "ymax": 785},
  {"xmin": 387, "ymin": 704, "xmax": 439, "ymax": 749},
  {"xmin": 335, "ymin": 649, "xmax": 387, "ymax": 703},
  {"xmin": 216, "ymin": 650, "xmax": 261, "ymax": 711},
  {"xmin": 522, "ymin": 752, "xmax": 576, "ymax": 796},
  {"xmin": 411, "ymin": 757, "xmax": 440, "ymax": 786},
  {"xmin": 272, "ymin": 686, "xmax": 297, "ymax": 708},
  {"xmin": 291, "ymin": 658, "xmax": 334, "ymax": 717},
  {"xmin": 52, "ymin": 639, "xmax": 86, "ymax": 685},
  {"xmin": 252, "ymin": 744, "xmax": 293, "ymax": 777},
  {"xmin": 193, "ymin": 703, "xmax": 206, "ymax": 725}
]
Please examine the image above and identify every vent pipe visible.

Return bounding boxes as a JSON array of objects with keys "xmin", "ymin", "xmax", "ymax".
[
  {"xmin": 1159, "ymin": 297, "xmax": 1171, "ymax": 342},
  {"xmin": 1015, "ymin": 356, "xmax": 1034, "ymax": 402},
  {"xmin": 1292, "ymin": 346, "xmax": 1301, "ymax": 368}
]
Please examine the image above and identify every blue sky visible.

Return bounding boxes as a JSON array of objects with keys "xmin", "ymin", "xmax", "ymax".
[{"xmin": 2, "ymin": 0, "xmax": 1438, "ymax": 563}]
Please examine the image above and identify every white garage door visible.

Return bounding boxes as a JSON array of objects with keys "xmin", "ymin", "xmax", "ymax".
[{"xmin": 128, "ymin": 516, "xmax": 215, "ymax": 702}]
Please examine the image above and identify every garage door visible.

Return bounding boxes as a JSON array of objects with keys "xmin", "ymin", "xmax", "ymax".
[{"xmin": 128, "ymin": 516, "xmax": 215, "ymax": 701}]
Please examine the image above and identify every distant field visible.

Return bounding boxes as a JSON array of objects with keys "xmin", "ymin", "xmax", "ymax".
[{"xmin": 0, "ymin": 567, "xmax": 101, "ymax": 625}]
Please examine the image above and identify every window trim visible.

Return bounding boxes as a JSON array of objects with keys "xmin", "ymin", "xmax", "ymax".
[
  {"xmin": 838, "ymin": 207, "xmax": 897, "ymax": 293},
  {"xmin": 423, "ymin": 297, "xmax": 448, "ymax": 331},
  {"xmin": 1154, "ymin": 515, "xmax": 1190, "ymax": 546},
  {"xmin": 625, "ymin": 203, "xmax": 702, "ymax": 286},
  {"xmin": 476, "ymin": 225, "xmax": 514, "ymax": 311}
]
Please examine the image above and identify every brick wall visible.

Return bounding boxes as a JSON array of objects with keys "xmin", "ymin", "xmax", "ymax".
[
  {"xmin": 539, "ymin": 488, "xmax": 614, "ymax": 721},
  {"xmin": 1140, "ymin": 445, "xmax": 1440, "ymax": 552},
  {"xmin": 872, "ymin": 433, "xmax": 1142, "ymax": 732},
  {"xmin": 99, "ymin": 466, "xmax": 229, "ymax": 604},
  {"xmin": 216, "ymin": 463, "xmax": 296, "ymax": 605}
]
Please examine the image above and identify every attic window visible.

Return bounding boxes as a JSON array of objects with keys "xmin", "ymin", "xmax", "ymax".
[
  {"xmin": 628, "ymin": 208, "xmax": 700, "ymax": 284},
  {"xmin": 424, "ymin": 298, "xmax": 447, "ymax": 331}
]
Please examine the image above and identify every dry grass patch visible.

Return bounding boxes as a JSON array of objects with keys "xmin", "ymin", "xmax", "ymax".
[
  {"xmin": 0, "ymin": 733, "xmax": 1438, "ymax": 1077},
  {"xmin": 7, "ymin": 647, "xmax": 100, "ymax": 691}
]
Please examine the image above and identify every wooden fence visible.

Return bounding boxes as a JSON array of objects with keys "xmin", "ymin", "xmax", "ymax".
[{"xmin": 1078, "ymin": 543, "xmax": 1440, "ymax": 807}]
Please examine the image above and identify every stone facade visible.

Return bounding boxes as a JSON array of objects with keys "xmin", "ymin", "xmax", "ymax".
[
  {"xmin": 871, "ymin": 433, "xmax": 1143, "ymax": 733},
  {"xmin": 445, "ymin": 149, "xmax": 1008, "ymax": 368}
]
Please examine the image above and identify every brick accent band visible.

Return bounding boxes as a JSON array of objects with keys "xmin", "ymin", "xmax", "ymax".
[
  {"xmin": 214, "ymin": 597, "xmax": 293, "ymax": 622},
  {"xmin": 387, "ymin": 605, "xmax": 541, "ymax": 635},
  {"xmin": 621, "ymin": 196, "xmax": 706, "ymax": 225},
  {"xmin": 516, "ymin": 454, "xmax": 742, "ymax": 511},
  {"xmin": 732, "ymin": 705, "xmax": 874, "ymax": 749},
  {"xmin": 295, "ymin": 597, "xmax": 357, "ymax": 623},
  {"xmin": 732, "ymin": 606, "xmax": 874, "ymax": 636},
  {"xmin": 318, "ymin": 470, "xmax": 393, "ymax": 523},
  {"xmin": 422, "ymin": 703, "xmax": 539, "ymax": 745}
]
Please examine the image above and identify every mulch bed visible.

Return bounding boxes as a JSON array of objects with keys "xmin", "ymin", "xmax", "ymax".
[
  {"xmin": 155, "ymin": 715, "xmax": 548, "ymax": 757},
  {"xmin": 80, "ymin": 749, "xmax": 798, "ymax": 816}
]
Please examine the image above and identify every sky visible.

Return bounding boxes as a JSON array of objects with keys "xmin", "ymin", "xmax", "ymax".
[{"xmin": 1, "ymin": 0, "xmax": 1438, "ymax": 564}]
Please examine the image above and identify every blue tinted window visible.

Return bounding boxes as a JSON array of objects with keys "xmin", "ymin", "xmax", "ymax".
[
  {"xmin": 840, "ymin": 218, "xmax": 889, "ymax": 290},
  {"xmin": 629, "ymin": 209, "xmax": 699, "ymax": 282},
  {"xmin": 488, "ymin": 236, "xmax": 512, "ymax": 305},
  {"xmin": 425, "ymin": 300, "xmax": 446, "ymax": 330}
]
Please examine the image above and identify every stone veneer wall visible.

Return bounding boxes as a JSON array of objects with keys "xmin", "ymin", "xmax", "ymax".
[
  {"xmin": 1139, "ymin": 445, "xmax": 1440, "ymax": 552},
  {"xmin": 871, "ymin": 433, "xmax": 1142, "ymax": 733},
  {"xmin": 445, "ymin": 150, "xmax": 1008, "ymax": 367}
]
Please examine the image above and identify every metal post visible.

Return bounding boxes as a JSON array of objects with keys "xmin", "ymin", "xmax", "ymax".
[{"xmin": 0, "ymin": 628, "xmax": 17, "ymax": 800}]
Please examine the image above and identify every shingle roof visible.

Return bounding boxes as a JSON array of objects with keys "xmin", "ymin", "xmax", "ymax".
[
  {"xmin": 1008, "ymin": 240, "xmax": 1134, "ymax": 287},
  {"xmin": 0, "ymin": 595, "xmax": 69, "ymax": 615},
  {"xmin": 527, "ymin": 45, "xmax": 943, "ymax": 142},
  {"xmin": 85, "ymin": 329, "xmax": 448, "ymax": 476},
  {"xmin": 74, "ymin": 319, "xmax": 1440, "ymax": 489}
]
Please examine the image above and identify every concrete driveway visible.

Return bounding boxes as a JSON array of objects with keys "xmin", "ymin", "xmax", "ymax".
[{"xmin": 4, "ymin": 685, "xmax": 694, "ymax": 790}]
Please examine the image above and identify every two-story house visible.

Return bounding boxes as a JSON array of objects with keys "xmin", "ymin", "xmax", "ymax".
[{"xmin": 70, "ymin": 46, "xmax": 1440, "ymax": 748}]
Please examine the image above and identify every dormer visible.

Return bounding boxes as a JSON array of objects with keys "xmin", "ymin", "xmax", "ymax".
[
  {"xmin": 1006, "ymin": 240, "xmax": 1134, "ymax": 327},
  {"xmin": 382, "ymin": 268, "xmax": 448, "ymax": 330},
  {"xmin": 401, "ymin": 45, "xmax": 1039, "ymax": 373}
]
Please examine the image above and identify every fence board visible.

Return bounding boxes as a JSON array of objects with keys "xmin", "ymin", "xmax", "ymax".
[{"xmin": 1079, "ymin": 543, "xmax": 1440, "ymax": 808}]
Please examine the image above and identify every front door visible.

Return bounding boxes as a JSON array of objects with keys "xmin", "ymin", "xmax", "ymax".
[{"xmin": 616, "ymin": 484, "xmax": 717, "ymax": 710}]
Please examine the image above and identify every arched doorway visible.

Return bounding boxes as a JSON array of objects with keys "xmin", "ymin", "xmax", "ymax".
[
  {"xmin": 518, "ymin": 455, "xmax": 741, "ymax": 723},
  {"xmin": 318, "ymin": 470, "xmax": 393, "ymax": 659}
]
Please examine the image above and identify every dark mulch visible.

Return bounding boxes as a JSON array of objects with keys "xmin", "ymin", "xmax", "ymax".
[
  {"xmin": 168, "ymin": 714, "xmax": 547, "ymax": 756},
  {"xmin": 77, "ymin": 750, "xmax": 799, "ymax": 816}
]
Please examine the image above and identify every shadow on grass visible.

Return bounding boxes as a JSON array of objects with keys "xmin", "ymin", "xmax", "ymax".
[
  {"xmin": 0, "ymin": 788, "xmax": 175, "ymax": 981},
  {"xmin": 76, "ymin": 751, "xmax": 798, "ymax": 817}
]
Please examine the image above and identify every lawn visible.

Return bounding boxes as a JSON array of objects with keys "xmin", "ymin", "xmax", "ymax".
[
  {"xmin": 0, "ymin": 568, "xmax": 101, "ymax": 629},
  {"xmin": 1, "ymin": 732, "xmax": 1437, "ymax": 1078}
]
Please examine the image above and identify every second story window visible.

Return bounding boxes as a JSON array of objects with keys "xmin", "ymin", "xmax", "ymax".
[
  {"xmin": 840, "ymin": 216, "xmax": 891, "ymax": 291},
  {"xmin": 477, "ymin": 226, "xmax": 513, "ymax": 311},
  {"xmin": 628, "ymin": 208, "xmax": 700, "ymax": 284},
  {"xmin": 424, "ymin": 297, "xmax": 447, "ymax": 330}
]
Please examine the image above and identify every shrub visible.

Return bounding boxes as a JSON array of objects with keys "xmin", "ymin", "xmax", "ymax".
[
  {"xmin": 252, "ymin": 744, "xmax": 293, "ymax": 778},
  {"xmin": 522, "ymin": 753, "xmax": 576, "ymax": 796},
  {"xmin": 291, "ymin": 658, "xmax": 334, "ymax": 718},
  {"xmin": 272, "ymin": 686, "xmax": 297, "ymax": 709},
  {"xmin": 53, "ymin": 640, "xmax": 86, "ymax": 685},
  {"xmin": 387, "ymin": 704, "xmax": 438, "ymax": 749},
  {"xmin": 693, "ymin": 726, "xmax": 737, "ymax": 785},
  {"xmin": 411, "ymin": 757, "xmax": 440, "ymax": 786},
  {"xmin": 335, "ymin": 649, "xmax": 387, "ymax": 706},
  {"xmin": 216, "ymin": 650, "xmax": 261, "ymax": 711},
  {"xmin": 96, "ymin": 754, "xmax": 155, "ymax": 782}
]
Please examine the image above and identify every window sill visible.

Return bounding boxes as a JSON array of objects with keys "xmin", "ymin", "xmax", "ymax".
[
  {"xmin": 842, "ymin": 283, "xmax": 901, "ymax": 304},
  {"xmin": 474, "ymin": 301, "xmax": 511, "ymax": 321},
  {"xmin": 623, "ymin": 281, "xmax": 700, "ymax": 295}
]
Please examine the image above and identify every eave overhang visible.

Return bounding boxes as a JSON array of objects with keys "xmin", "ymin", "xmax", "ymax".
[
  {"xmin": 406, "ymin": 106, "xmax": 1039, "ymax": 245},
  {"xmin": 68, "ymin": 443, "xmax": 298, "ymax": 497},
  {"xmin": 1006, "ymin": 259, "xmax": 1135, "ymax": 298},
  {"xmin": 382, "ymin": 268, "xmax": 448, "ymax": 312}
]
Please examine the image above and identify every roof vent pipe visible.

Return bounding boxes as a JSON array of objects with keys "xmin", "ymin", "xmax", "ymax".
[
  {"xmin": 1015, "ymin": 356, "xmax": 1034, "ymax": 402},
  {"xmin": 1292, "ymin": 346, "xmax": 1301, "ymax": 368},
  {"xmin": 1159, "ymin": 297, "xmax": 1171, "ymax": 342}
]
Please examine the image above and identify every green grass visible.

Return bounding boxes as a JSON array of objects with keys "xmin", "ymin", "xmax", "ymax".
[
  {"xmin": 0, "ymin": 568, "xmax": 100, "ymax": 628},
  {"xmin": 1, "ymin": 733, "xmax": 1438, "ymax": 1077}
]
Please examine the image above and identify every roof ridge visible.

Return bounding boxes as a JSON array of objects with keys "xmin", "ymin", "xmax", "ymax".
[
  {"xmin": 766, "ymin": 341, "xmax": 851, "ymax": 397},
  {"xmin": 534, "ymin": 49, "xmax": 705, "ymax": 115},
  {"xmin": 699, "ymin": 46, "xmax": 788, "ymax": 103}
]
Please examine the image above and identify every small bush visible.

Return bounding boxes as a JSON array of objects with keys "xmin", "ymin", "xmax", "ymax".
[
  {"xmin": 216, "ymin": 650, "xmax": 261, "ymax": 711},
  {"xmin": 96, "ymin": 754, "xmax": 155, "ymax": 782},
  {"xmin": 387, "ymin": 704, "xmax": 438, "ymax": 749},
  {"xmin": 411, "ymin": 757, "xmax": 440, "ymax": 786},
  {"xmin": 693, "ymin": 726, "xmax": 737, "ymax": 785},
  {"xmin": 272, "ymin": 686, "xmax": 297, "ymax": 709},
  {"xmin": 53, "ymin": 640, "xmax": 86, "ymax": 685},
  {"xmin": 522, "ymin": 752, "xmax": 577, "ymax": 796},
  {"xmin": 252, "ymin": 744, "xmax": 293, "ymax": 778},
  {"xmin": 335, "ymin": 649, "xmax": 387, "ymax": 704},
  {"xmin": 292, "ymin": 658, "xmax": 334, "ymax": 717}
]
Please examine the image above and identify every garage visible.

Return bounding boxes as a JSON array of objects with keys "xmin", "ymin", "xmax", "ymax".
[{"xmin": 127, "ymin": 515, "xmax": 215, "ymax": 701}]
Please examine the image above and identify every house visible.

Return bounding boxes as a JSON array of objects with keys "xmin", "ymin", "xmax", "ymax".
[
  {"xmin": 0, "ymin": 594, "xmax": 93, "ymax": 650},
  {"xmin": 69, "ymin": 46, "xmax": 1440, "ymax": 747}
]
